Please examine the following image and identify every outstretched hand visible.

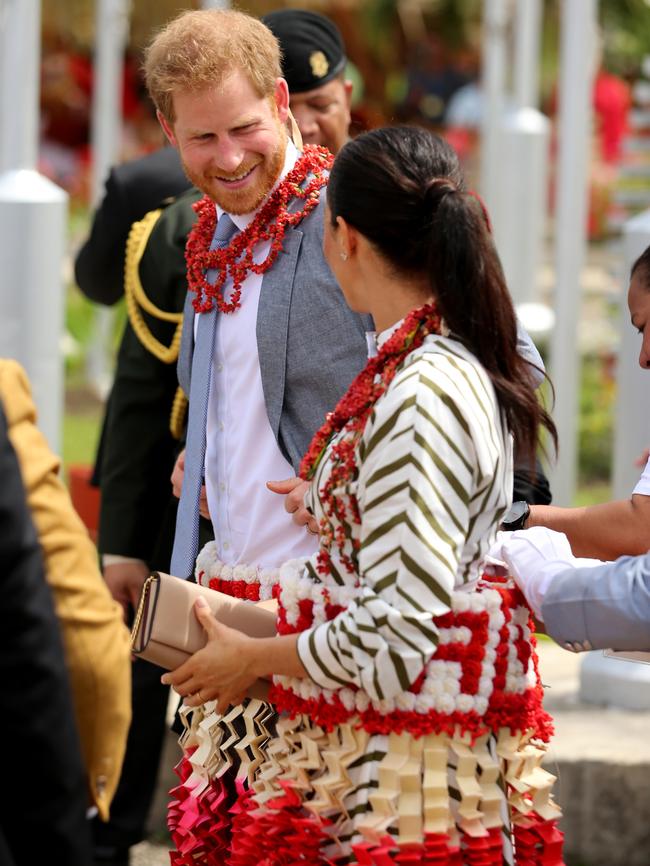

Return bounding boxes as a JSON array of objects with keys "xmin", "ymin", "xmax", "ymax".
[{"xmin": 161, "ymin": 597, "xmax": 258, "ymax": 713}]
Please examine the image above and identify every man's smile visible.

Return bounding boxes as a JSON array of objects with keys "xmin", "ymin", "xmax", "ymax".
[{"xmin": 212, "ymin": 163, "xmax": 260, "ymax": 187}]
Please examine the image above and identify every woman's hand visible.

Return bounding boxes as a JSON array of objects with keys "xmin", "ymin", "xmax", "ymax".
[
  {"xmin": 266, "ymin": 476, "xmax": 318, "ymax": 534},
  {"xmin": 161, "ymin": 597, "xmax": 258, "ymax": 713}
]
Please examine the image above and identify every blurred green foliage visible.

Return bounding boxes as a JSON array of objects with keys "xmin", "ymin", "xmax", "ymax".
[
  {"xmin": 600, "ymin": 0, "xmax": 650, "ymax": 75},
  {"xmin": 578, "ymin": 354, "xmax": 615, "ymax": 486},
  {"xmin": 62, "ymin": 410, "xmax": 101, "ymax": 473}
]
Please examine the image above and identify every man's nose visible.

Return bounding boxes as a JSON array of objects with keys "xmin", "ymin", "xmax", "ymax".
[{"xmin": 213, "ymin": 139, "xmax": 245, "ymax": 173}]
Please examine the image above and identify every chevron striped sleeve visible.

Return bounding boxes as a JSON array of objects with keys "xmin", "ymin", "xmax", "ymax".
[{"xmin": 296, "ymin": 336, "xmax": 512, "ymax": 701}]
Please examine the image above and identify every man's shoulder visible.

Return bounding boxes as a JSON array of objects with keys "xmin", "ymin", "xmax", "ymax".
[{"xmin": 293, "ymin": 187, "xmax": 327, "ymax": 250}]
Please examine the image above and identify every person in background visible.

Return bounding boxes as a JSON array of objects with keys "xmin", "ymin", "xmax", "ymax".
[
  {"xmin": 492, "ymin": 526, "xmax": 650, "ymax": 655},
  {"xmin": 74, "ymin": 145, "xmax": 190, "ymax": 306},
  {"xmin": 505, "ymin": 245, "xmax": 650, "ymax": 560},
  {"xmin": 91, "ymin": 190, "xmax": 213, "ymax": 866},
  {"xmin": 263, "ymin": 8, "xmax": 353, "ymax": 156},
  {"xmin": 0, "ymin": 359, "xmax": 131, "ymax": 824}
]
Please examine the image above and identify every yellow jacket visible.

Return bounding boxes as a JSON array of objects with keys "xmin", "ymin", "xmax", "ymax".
[{"xmin": 0, "ymin": 359, "xmax": 131, "ymax": 820}]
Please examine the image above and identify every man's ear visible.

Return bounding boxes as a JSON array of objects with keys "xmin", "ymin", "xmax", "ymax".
[
  {"xmin": 157, "ymin": 110, "xmax": 177, "ymax": 147},
  {"xmin": 287, "ymin": 110, "xmax": 303, "ymax": 150},
  {"xmin": 274, "ymin": 77, "xmax": 290, "ymax": 124}
]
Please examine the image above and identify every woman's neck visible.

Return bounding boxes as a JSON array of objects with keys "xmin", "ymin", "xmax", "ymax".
[{"xmin": 369, "ymin": 273, "xmax": 433, "ymax": 333}]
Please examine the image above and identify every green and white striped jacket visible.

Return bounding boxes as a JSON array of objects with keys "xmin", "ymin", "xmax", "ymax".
[{"xmin": 283, "ymin": 333, "xmax": 513, "ymax": 706}]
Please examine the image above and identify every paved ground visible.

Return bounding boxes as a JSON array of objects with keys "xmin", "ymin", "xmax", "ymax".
[
  {"xmin": 131, "ymin": 840, "xmax": 169, "ymax": 866},
  {"xmin": 537, "ymin": 639, "xmax": 650, "ymax": 764}
]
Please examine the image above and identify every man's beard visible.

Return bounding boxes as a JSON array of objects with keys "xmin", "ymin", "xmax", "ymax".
[{"xmin": 183, "ymin": 130, "xmax": 287, "ymax": 215}]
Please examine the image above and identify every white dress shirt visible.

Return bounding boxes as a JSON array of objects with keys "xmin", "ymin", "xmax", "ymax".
[{"xmin": 202, "ymin": 140, "xmax": 317, "ymax": 569}]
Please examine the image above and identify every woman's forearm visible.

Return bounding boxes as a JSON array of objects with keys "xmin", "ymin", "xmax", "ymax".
[
  {"xmin": 528, "ymin": 498, "xmax": 650, "ymax": 560},
  {"xmin": 248, "ymin": 632, "xmax": 308, "ymax": 680}
]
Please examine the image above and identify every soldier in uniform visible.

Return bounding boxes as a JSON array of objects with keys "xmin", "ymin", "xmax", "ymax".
[
  {"xmin": 263, "ymin": 8, "xmax": 354, "ymax": 155},
  {"xmin": 75, "ymin": 147, "xmax": 190, "ymax": 307}
]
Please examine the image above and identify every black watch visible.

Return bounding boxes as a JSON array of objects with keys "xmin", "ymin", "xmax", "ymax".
[{"xmin": 500, "ymin": 500, "xmax": 530, "ymax": 531}]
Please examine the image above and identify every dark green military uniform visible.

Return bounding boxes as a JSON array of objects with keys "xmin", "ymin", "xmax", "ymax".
[{"xmin": 98, "ymin": 188, "xmax": 207, "ymax": 565}]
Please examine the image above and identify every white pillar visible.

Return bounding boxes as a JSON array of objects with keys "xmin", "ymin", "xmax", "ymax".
[
  {"xmin": 613, "ymin": 209, "xmax": 650, "ymax": 499},
  {"xmin": 513, "ymin": 0, "xmax": 542, "ymax": 110},
  {"xmin": 90, "ymin": 0, "xmax": 128, "ymax": 206},
  {"xmin": 548, "ymin": 0, "xmax": 597, "ymax": 505},
  {"xmin": 480, "ymin": 0, "xmax": 510, "ymax": 237},
  {"xmin": 86, "ymin": 0, "xmax": 129, "ymax": 399},
  {"xmin": 497, "ymin": 108, "xmax": 550, "ymax": 307},
  {"xmin": 494, "ymin": 0, "xmax": 549, "ymax": 309},
  {"xmin": 0, "ymin": 0, "xmax": 39, "ymax": 171},
  {"xmin": 0, "ymin": 0, "xmax": 68, "ymax": 453}
]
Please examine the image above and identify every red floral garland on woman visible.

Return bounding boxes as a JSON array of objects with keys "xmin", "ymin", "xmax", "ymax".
[
  {"xmin": 299, "ymin": 303, "xmax": 441, "ymax": 575},
  {"xmin": 185, "ymin": 144, "xmax": 333, "ymax": 314}
]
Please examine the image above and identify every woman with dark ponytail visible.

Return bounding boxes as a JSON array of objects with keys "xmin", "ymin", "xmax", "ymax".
[
  {"xmin": 326, "ymin": 126, "xmax": 555, "ymax": 465},
  {"xmin": 171, "ymin": 127, "xmax": 564, "ymax": 866}
]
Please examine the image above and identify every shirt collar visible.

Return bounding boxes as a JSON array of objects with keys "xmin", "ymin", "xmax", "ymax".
[{"xmin": 215, "ymin": 139, "xmax": 299, "ymax": 232}]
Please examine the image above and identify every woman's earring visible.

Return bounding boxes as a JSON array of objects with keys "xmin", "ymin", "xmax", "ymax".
[{"xmin": 340, "ymin": 250, "xmax": 348, "ymax": 261}]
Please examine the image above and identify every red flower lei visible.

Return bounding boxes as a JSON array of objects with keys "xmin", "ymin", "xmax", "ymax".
[
  {"xmin": 185, "ymin": 144, "xmax": 333, "ymax": 314},
  {"xmin": 299, "ymin": 303, "xmax": 441, "ymax": 574}
]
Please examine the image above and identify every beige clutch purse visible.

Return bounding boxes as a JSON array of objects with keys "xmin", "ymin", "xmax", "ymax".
[{"xmin": 130, "ymin": 571, "xmax": 278, "ymax": 701}]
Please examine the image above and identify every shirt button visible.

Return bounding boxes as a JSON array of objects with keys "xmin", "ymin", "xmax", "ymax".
[
  {"xmin": 216, "ymin": 363, "xmax": 223, "ymax": 373},
  {"xmin": 223, "ymin": 541, "xmax": 230, "ymax": 550},
  {"xmin": 218, "ymin": 421, "xmax": 225, "ymax": 432},
  {"xmin": 219, "ymin": 482, "xmax": 226, "ymax": 492}
]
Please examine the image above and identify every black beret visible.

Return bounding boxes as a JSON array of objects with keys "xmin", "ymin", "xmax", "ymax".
[{"xmin": 263, "ymin": 9, "xmax": 347, "ymax": 94}]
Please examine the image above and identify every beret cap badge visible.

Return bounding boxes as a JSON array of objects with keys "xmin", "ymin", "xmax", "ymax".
[{"xmin": 309, "ymin": 51, "xmax": 329, "ymax": 79}]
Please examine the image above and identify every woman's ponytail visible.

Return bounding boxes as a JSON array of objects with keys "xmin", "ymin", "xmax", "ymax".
[{"xmin": 427, "ymin": 190, "xmax": 555, "ymax": 461}]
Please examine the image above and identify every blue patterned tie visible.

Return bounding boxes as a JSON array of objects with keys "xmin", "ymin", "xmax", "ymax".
[{"xmin": 170, "ymin": 213, "xmax": 238, "ymax": 578}]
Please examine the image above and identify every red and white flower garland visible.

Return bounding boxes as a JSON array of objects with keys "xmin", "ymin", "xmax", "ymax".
[
  {"xmin": 195, "ymin": 541, "xmax": 279, "ymax": 601},
  {"xmin": 185, "ymin": 144, "xmax": 333, "ymax": 315}
]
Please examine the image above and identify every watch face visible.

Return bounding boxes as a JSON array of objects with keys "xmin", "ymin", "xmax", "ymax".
[{"xmin": 502, "ymin": 500, "xmax": 529, "ymax": 529}]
